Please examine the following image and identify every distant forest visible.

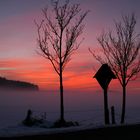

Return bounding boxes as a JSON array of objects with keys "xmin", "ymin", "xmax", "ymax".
[{"xmin": 0, "ymin": 77, "xmax": 39, "ymax": 91}]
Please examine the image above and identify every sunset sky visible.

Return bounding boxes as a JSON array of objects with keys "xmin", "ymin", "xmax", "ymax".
[{"xmin": 0, "ymin": 0, "xmax": 140, "ymax": 91}]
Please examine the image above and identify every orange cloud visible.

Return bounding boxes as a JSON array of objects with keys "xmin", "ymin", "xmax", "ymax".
[
  {"xmin": 0, "ymin": 51, "xmax": 139, "ymax": 92},
  {"xmin": 0, "ymin": 58, "xmax": 120, "ymax": 91}
]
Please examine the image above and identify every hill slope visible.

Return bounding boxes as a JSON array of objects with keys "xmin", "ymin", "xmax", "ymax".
[{"xmin": 0, "ymin": 77, "xmax": 39, "ymax": 90}]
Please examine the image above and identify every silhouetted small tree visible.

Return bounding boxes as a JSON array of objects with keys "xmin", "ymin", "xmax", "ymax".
[
  {"xmin": 89, "ymin": 14, "xmax": 140, "ymax": 124},
  {"xmin": 35, "ymin": 0, "xmax": 88, "ymax": 124},
  {"xmin": 23, "ymin": 109, "xmax": 33, "ymax": 126}
]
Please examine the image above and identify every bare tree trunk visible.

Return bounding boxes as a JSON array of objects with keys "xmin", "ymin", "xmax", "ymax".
[
  {"xmin": 121, "ymin": 85, "xmax": 126, "ymax": 124},
  {"xmin": 36, "ymin": 0, "xmax": 88, "ymax": 126},
  {"xmin": 104, "ymin": 88, "xmax": 110, "ymax": 125},
  {"xmin": 59, "ymin": 67, "xmax": 65, "ymax": 123}
]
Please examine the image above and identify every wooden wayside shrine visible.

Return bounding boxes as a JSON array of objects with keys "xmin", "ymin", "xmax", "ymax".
[{"xmin": 94, "ymin": 64, "xmax": 116, "ymax": 125}]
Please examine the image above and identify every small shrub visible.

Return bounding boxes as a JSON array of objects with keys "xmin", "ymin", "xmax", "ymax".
[{"xmin": 52, "ymin": 119, "xmax": 79, "ymax": 128}]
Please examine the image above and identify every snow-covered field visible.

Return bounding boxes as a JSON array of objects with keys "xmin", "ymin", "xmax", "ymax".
[{"xmin": 0, "ymin": 89, "xmax": 139, "ymax": 137}]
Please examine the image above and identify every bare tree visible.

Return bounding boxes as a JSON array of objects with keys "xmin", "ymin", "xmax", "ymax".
[
  {"xmin": 35, "ymin": 0, "xmax": 88, "ymax": 124},
  {"xmin": 89, "ymin": 14, "xmax": 140, "ymax": 124}
]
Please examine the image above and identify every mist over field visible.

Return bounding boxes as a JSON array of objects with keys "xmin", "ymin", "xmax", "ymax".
[{"xmin": 0, "ymin": 89, "xmax": 139, "ymax": 129}]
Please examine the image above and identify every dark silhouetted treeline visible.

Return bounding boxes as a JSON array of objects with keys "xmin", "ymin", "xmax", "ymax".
[{"xmin": 0, "ymin": 77, "xmax": 39, "ymax": 91}]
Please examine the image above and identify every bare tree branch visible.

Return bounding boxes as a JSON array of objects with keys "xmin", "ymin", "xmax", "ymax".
[
  {"xmin": 35, "ymin": 0, "xmax": 88, "ymax": 122},
  {"xmin": 89, "ymin": 13, "xmax": 140, "ymax": 124},
  {"xmin": 90, "ymin": 14, "xmax": 140, "ymax": 87}
]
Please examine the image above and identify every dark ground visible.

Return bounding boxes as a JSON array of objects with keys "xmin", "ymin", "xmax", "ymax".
[{"xmin": 1, "ymin": 124, "xmax": 140, "ymax": 140}]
